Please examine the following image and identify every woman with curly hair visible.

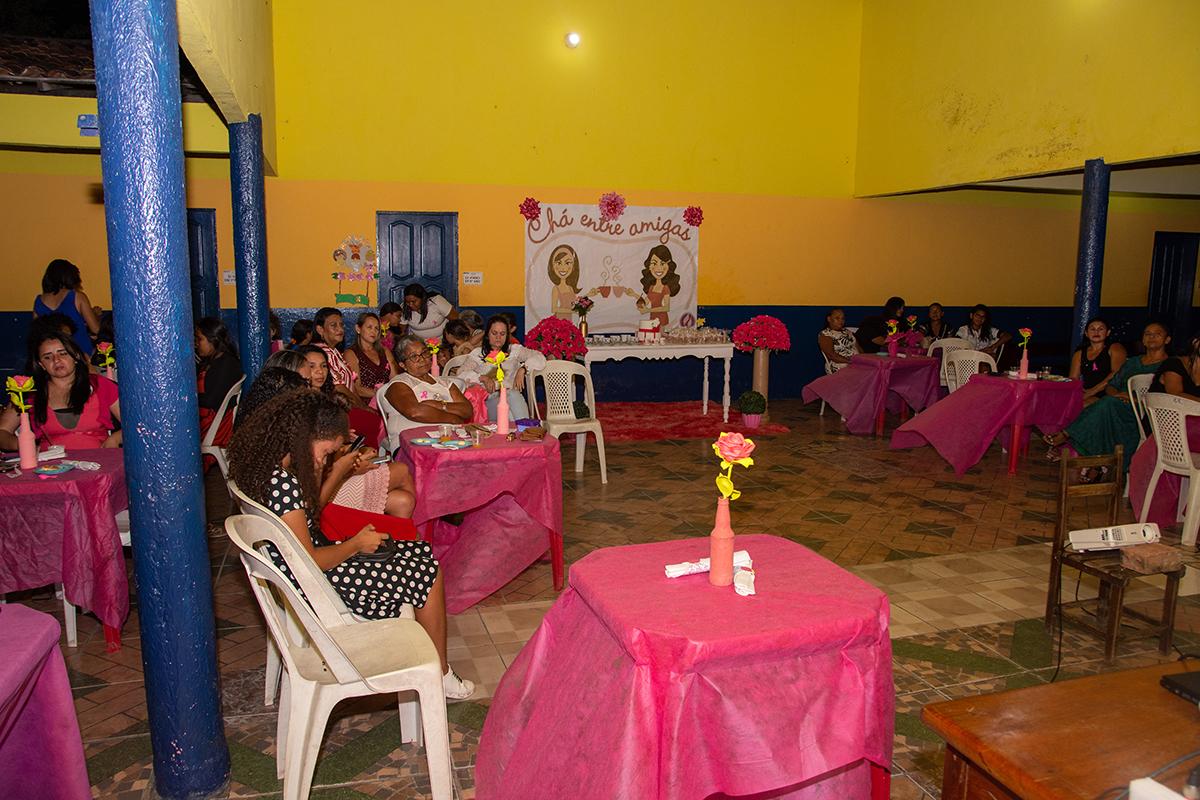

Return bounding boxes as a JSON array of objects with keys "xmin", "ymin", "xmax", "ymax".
[{"xmin": 227, "ymin": 389, "xmax": 474, "ymax": 701}]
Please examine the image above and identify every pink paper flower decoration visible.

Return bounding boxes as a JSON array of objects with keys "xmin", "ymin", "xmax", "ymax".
[
  {"xmin": 684, "ymin": 206, "xmax": 704, "ymax": 227},
  {"xmin": 519, "ymin": 197, "xmax": 541, "ymax": 221},
  {"xmin": 598, "ymin": 192, "xmax": 627, "ymax": 222}
]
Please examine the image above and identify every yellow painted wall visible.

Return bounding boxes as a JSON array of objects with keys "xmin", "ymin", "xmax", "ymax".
[
  {"xmin": 270, "ymin": 0, "xmax": 863, "ymax": 196},
  {"xmin": 0, "ymin": 95, "xmax": 229, "ymax": 154},
  {"xmin": 856, "ymin": 0, "xmax": 1200, "ymax": 196},
  {"xmin": 178, "ymin": 0, "xmax": 277, "ymax": 171}
]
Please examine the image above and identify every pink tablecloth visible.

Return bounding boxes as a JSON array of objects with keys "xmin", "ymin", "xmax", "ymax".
[
  {"xmin": 1128, "ymin": 417, "xmax": 1200, "ymax": 527},
  {"xmin": 0, "ymin": 604, "xmax": 90, "ymax": 799},
  {"xmin": 398, "ymin": 430, "xmax": 563, "ymax": 614},
  {"xmin": 891, "ymin": 374, "xmax": 1082, "ymax": 475},
  {"xmin": 476, "ymin": 534, "xmax": 893, "ymax": 800},
  {"xmin": 802, "ymin": 354, "xmax": 940, "ymax": 435},
  {"xmin": 0, "ymin": 450, "xmax": 129, "ymax": 646}
]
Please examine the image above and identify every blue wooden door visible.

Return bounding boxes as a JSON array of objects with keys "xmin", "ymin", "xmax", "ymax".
[
  {"xmin": 187, "ymin": 208, "xmax": 220, "ymax": 320},
  {"xmin": 1148, "ymin": 231, "xmax": 1200, "ymax": 339},
  {"xmin": 376, "ymin": 212, "xmax": 459, "ymax": 306}
]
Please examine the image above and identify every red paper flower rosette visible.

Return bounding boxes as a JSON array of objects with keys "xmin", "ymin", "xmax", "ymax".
[
  {"xmin": 683, "ymin": 205, "xmax": 704, "ymax": 227},
  {"xmin": 519, "ymin": 197, "xmax": 541, "ymax": 221},
  {"xmin": 732, "ymin": 315, "xmax": 791, "ymax": 353},
  {"xmin": 526, "ymin": 317, "xmax": 589, "ymax": 361}
]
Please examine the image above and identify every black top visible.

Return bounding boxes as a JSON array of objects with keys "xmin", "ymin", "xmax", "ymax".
[
  {"xmin": 1150, "ymin": 357, "xmax": 1200, "ymax": 396},
  {"xmin": 198, "ymin": 352, "xmax": 243, "ymax": 411},
  {"xmin": 855, "ymin": 315, "xmax": 887, "ymax": 354},
  {"xmin": 1078, "ymin": 342, "xmax": 1113, "ymax": 391},
  {"xmin": 919, "ymin": 319, "xmax": 953, "ymax": 342}
]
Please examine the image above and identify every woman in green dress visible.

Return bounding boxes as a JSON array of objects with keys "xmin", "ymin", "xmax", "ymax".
[{"xmin": 1045, "ymin": 322, "xmax": 1171, "ymax": 468}]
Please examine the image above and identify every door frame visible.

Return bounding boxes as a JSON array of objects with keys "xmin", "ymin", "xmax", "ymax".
[
  {"xmin": 186, "ymin": 208, "xmax": 220, "ymax": 320},
  {"xmin": 375, "ymin": 210, "xmax": 459, "ymax": 306}
]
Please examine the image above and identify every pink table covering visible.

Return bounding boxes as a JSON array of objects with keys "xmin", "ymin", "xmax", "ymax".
[
  {"xmin": 0, "ymin": 449, "xmax": 128, "ymax": 649},
  {"xmin": 802, "ymin": 354, "xmax": 939, "ymax": 435},
  {"xmin": 397, "ymin": 430, "xmax": 563, "ymax": 614},
  {"xmin": 0, "ymin": 604, "xmax": 90, "ymax": 799},
  {"xmin": 891, "ymin": 374, "xmax": 1082, "ymax": 475},
  {"xmin": 476, "ymin": 534, "xmax": 893, "ymax": 800},
  {"xmin": 1128, "ymin": 417, "xmax": 1200, "ymax": 527}
]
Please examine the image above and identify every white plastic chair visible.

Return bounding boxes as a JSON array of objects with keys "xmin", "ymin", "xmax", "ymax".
[
  {"xmin": 1128, "ymin": 373, "xmax": 1155, "ymax": 443},
  {"xmin": 927, "ymin": 337, "xmax": 971, "ymax": 388},
  {"xmin": 60, "ymin": 509, "xmax": 131, "ymax": 647},
  {"xmin": 443, "ymin": 353, "xmax": 471, "ymax": 377},
  {"xmin": 225, "ymin": 514, "xmax": 452, "ymax": 800},
  {"xmin": 227, "ymin": 481, "xmax": 414, "ymax": 708},
  {"xmin": 530, "ymin": 360, "xmax": 607, "ymax": 484},
  {"xmin": 1140, "ymin": 393, "xmax": 1200, "ymax": 547},
  {"xmin": 945, "ymin": 349, "xmax": 997, "ymax": 393},
  {"xmin": 200, "ymin": 376, "xmax": 245, "ymax": 481}
]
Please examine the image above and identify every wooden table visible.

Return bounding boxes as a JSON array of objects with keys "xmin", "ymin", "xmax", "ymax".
[
  {"xmin": 582, "ymin": 341, "xmax": 734, "ymax": 422},
  {"xmin": 923, "ymin": 661, "xmax": 1200, "ymax": 799}
]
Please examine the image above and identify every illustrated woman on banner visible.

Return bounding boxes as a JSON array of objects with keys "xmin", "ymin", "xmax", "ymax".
[
  {"xmin": 636, "ymin": 244, "xmax": 681, "ymax": 329},
  {"xmin": 548, "ymin": 244, "xmax": 581, "ymax": 320}
]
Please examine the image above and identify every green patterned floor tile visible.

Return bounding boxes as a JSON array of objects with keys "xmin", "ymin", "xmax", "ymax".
[{"xmin": 892, "ymin": 639, "xmax": 1017, "ymax": 677}]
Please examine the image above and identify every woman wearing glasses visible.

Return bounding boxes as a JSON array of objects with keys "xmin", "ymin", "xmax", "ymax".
[{"xmin": 377, "ymin": 334, "xmax": 473, "ymax": 454}]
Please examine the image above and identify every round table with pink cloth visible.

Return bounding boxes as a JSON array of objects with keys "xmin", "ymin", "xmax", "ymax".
[
  {"xmin": 0, "ymin": 604, "xmax": 91, "ymax": 799},
  {"xmin": 891, "ymin": 373, "xmax": 1082, "ymax": 475},
  {"xmin": 476, "ymin": 534, "xmax": 893, "ymax": 800},
  {"xmin": 802, "ymin": 354, "xmax": 940, "ymax": 436},
  {"xmin": 397, "ymin": 429, "xmax": 563, "ymax": 615},
  {"xmin": 0, "ymin": 449, "xmax": 129, "ymax": 650}
]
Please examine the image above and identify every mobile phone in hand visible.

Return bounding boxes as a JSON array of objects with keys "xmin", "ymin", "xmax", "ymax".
[
  {"xmin": 370, "ymin": 455, "xmax": 390, "ymax": 464},
  {"xmin": 349, "ymin": 434, "xmax": 366, "ymax": 451}
]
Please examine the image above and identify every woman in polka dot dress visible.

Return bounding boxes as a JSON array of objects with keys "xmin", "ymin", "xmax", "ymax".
[{"xmin": 228, "ymin": 388, "xmax": 474, "ymax": 701}]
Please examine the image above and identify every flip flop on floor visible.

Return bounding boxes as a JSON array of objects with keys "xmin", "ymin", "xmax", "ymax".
[
  {"xmin": 1042, "ymin": 432, "xmax": 1068, "ymax": 447},
  {"xmin": 1046, "ymin": 446, "xmax": 1062, "ymax": 463}
]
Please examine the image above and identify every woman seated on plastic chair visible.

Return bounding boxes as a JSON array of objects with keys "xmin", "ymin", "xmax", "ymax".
[
  {"xmin": 1044, "ymin": 321, "xmax": 1171, "ymax": 469},
  {"xmin": 459, "ymin": 315, "xmax": 546, "ymax": 421},
  {"xmin": 247, "ymin": 356, "xmax": 416, "ymax": 519},
  {"xmin": 1149, "ymin": 331, "xmax": 1200, "ymax": 401},
  {"xmin": 378, "ymin": 335, "xmax": 474, "ymax": 454},
  {"xmin": 227, "ymin": 388, "xmax": 475, "ymax": 701},
  {"xmin": 818, "ymin": 308, "xmax": 858, "ymax": 373},
  {"xmin": 0, "ymin": 329, "xmax": 120, "ymax": 451},
  {"xmin": 195, "ymin": 316, "xmax": 243, "ymax": 451}
]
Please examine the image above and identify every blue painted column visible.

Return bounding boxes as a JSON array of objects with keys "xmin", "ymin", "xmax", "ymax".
[
  {"xmin": 230, "ymin": 114, "xmax": 270, "ymax": 382},
  {"xmin": 1070, "ymin": 158, "xmax": 1111, "ymax": 351},
  {"xmin": 88, "ymin": 1, "xmax": 230, "ymax": 797}
]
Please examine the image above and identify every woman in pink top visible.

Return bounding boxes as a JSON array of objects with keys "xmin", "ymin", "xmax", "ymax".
[{"xmin": 0, "ymin": 330, "xmax": 121, "ymax": 451}]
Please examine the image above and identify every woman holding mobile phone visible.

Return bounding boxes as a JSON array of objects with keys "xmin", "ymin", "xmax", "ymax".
[{"xmin": 228, "ymin": 389, "xmax": 474, "ymax": 700}]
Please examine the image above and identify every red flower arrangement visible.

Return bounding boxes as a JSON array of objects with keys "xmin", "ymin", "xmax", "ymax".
[
  {"xmin": 732, "ymin": 315, "xmax": 791, "ymax": 353},
  {"xmin": 519, "ymin": 197, "xmax": 541, "ymax": 221},
  {"xmin": 526, "ymin": 317, "xmax": 589, "ymax": 361},
  {"xmin": 683, "ymin": 205, "xmax": 704, "ymax": 227},
  {"xmin": 598, "ymin": 191, "xmax": 627, "ymax": 222}
]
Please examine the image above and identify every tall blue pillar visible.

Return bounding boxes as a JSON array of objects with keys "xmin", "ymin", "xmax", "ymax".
[
  {"xmin": 230, "ymin": 114, "xmax": 270, "ymax": 382},
  {"xmin": 1070, "ymin": 158, "xmax": 1111, "ymax": 351},
  {"xmin": 89, "ymin": 1, "xmax": 230, "ymax": 797}
]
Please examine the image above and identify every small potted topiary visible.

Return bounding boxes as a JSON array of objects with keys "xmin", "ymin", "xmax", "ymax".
[{"xmin": 737, "ymin": 390, "xmax": 766, "ymax": 428}]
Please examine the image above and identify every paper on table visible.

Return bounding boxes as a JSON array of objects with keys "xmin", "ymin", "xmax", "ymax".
[{"xmin": 665, "ymin": 550, "xmax": 752, "ymax": 578}]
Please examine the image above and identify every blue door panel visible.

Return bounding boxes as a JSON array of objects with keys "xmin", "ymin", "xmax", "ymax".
[
  {"xmin": 377, "ymin": 212, "xmax": 458, "ymax": 305},
  {"xmin": 187, "ymin": 208, "xmax": 219, "ymax": 320}
]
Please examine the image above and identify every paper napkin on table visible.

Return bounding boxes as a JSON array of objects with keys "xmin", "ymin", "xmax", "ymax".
[
  {"xmin": 665, "ymin": 550, "xmax": 752, "ymax": 578},
  {"xmin": 39, "ymin": 446, "xmax": 66, "ymax": 461}
]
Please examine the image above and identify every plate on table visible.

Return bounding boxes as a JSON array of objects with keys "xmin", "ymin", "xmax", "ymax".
[
  {"xmin": 431, "ymin": 440, "xmax": 472, "ymax": 450},
  {"xmin": 34, "ymin": 463, "xmax": 74, "ymax": 475},
  {"xmin": 410, "ymin": 437, "xmax": 440, "ymax": 446}
]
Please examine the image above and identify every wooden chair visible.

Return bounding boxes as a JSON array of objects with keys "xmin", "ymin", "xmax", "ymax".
[{"xmin": 1044, "ymin": 445, "xmax": 1184, "ymax": 662}]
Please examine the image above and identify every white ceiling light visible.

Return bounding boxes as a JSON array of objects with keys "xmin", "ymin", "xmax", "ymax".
[{"xmin": 565, "ymin": 32, "xmax": 581, "ymax": 48}]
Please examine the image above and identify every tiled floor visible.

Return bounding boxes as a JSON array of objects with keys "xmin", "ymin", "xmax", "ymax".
[{"xmin": 13, "ymin": 398, "xmax": 1200, "ymax": 799}]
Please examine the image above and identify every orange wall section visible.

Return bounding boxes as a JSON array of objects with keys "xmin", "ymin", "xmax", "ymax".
[{"xmin": 3, "ymin": 161, "xmax": 1199, "ymax": 313}]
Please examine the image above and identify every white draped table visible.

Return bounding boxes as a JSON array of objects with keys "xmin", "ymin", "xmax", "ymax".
[{"xmin": 583, "ymin": 341, "xmax": 734, "ymax": 422}]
